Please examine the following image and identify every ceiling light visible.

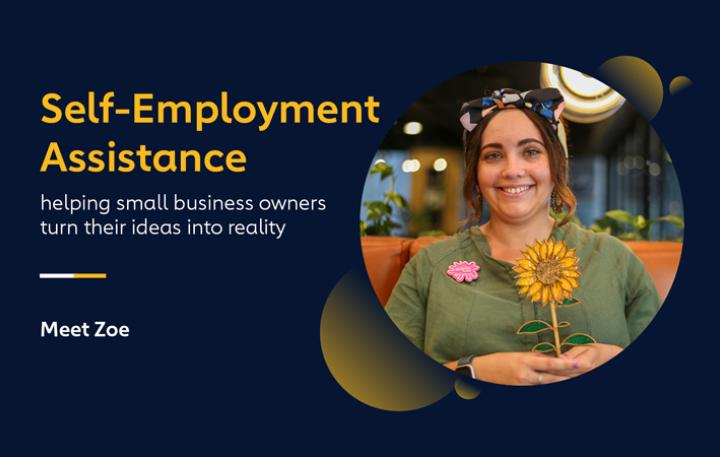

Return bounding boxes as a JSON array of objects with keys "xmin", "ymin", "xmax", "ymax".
[
  {"xmin": 540, "ymin": 63, "xmax": 625, "ymax": 123},
  {"xmin": 403, "ymin": 121, "xmax": 423, "ymax": 135},
  {"xmin": 433, "ymin": 158, "xmax": 447, "ymax": 172},
  {"xmin": 401, "ymin": 159, "xmax": 421, "ymax": 173}
]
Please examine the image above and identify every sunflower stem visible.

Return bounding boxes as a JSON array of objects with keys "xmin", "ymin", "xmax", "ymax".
[{"xmin": 550, "ymin": 301, "xmax": 562, "ymax": 357}]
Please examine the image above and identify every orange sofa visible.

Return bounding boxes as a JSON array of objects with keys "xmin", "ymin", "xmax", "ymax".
[{"xmin": 361, "ymin": 236, "xmax": 682, "ymax": 306}]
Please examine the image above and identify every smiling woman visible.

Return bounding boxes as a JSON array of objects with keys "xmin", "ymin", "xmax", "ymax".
[
  {"xmin": 383, "ymin": 88, "xmax": 661, "ymax": 386},
  {"xmin": 476, "ymin": 111, "xmax": 554, "ymax": 230}
]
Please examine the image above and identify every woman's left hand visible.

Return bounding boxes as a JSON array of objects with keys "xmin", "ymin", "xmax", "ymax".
[{"xmin": 558, "ymin": 343, "xmax": 623, "ymax": 375}]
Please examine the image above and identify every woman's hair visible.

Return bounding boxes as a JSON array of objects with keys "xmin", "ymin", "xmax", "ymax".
[{"xmin": 462, "ymin": 108, "xmax": 577, "ymax": 226}]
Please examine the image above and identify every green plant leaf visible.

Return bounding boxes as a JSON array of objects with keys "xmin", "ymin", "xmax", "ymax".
[
  {"xmin": 365, "ymin": 201, "xmax": 391, "ymax": 213},
  {"xmin": 633, "ymin": 214, "xmax": 647, "ymax": 230},
  {"xmin": 561, "ymin": 297, "xmax": 579, "ymax": 305},
  {"xmin": 516, "ymin": 320, "xmax": 552, "ymax": 334},
  {"xmin": 605, "ymin": 210, "xmax": 634, "ymax": 226},
  {"xmin": 618, "ymin": 232, "xmax": 642, "ymax": 241},
  {"xmin": 365, "ymin": 210, "xmax": 383, "ymax": 222},
  {"xmin": 532, "ymin": 342, "xmax": 556, "ymax": 353},
  {"xmin": 365, "ymin": 225, "xmax": 386, "ymax": 236},
  {"xmin": 360, "ymin": 160, "xmax": 410, "ymax": 236},
  {"xmin": 370, "ymin": 162, "xmax": 393, "ymax": 180},
  {"xmin": 561, "ymin": 333, "xmax": 596, "ymax": 346},
  {"xmin": 655, "ymin": 215, "xmax": 685, "ymax": 230},
  {"xmin": 592, "ymin": 215, "xmax": 622, "ymax": 233},
  {"xmin": 386, "ymin": 191, "xmax": 408, "ymax": 208},
  {"xmin": 589, "ymin": 224, "xmax": 612, "ymax": 234}
]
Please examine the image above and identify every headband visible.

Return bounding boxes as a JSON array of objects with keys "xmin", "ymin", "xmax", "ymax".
[{"xmin": 460, "ymin": 88, "xmax": 568, "ymax": 157}]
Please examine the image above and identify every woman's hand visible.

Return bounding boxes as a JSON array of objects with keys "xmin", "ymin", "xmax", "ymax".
[
  {"xmin": 558, "ymin": 343, "xmax": 623, "ymax": 375},
  {"xmin": 470, "ymin": 352, "xmax": 579, "ymax": 386},
  {"xmin": 447, "ymin": 343, "xmax": 623, "ymax": 385}
]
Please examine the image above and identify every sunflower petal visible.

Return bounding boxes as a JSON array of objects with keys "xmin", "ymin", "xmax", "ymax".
[
  {"xmin": 551, "ymin": 283, "xmax": 563, "ymax": 303},
  {"xmin": 567, "ymin": 277, "xmax": 579, "ymax": 289},
  {"xmin": 528, "ymin": 281, "xmax": 543, "ymax": 296},
  {"xmin": 546, "ymin": 239, "xmax": 555, "ymax": 258},
  {"xmin": 531, "ymin": 290, "xmax": 542, "ymax": 303},
  {"xmin": 552, "ymin": 241, "xmax": 564, "ymax": 258},
  {"xmin": 562, "ymin": 270, "xmax": 580, "ymax": 278},
  {"xmin": 534, "ymin": 241, "xmax": 543, "ymax": 257},
  {"xmin": 517, "ymin": 259, "xmax": 535, "ymax": 270},
  {"xmin": 516, "ymin": 277, "xmax": 535, "ymax": 287},
  {"xmin": 559, "ymin": 257, "xmax": 577, "ymax": 268},
  {"xmin": 541, "ymin": 286, "xmax": 550, "ymax": 305},
  {"xmin": 539, "ymin": 241, "xmax": 548, "ymax": 258},
  {"xmin": 515, "ymin": 270, "xmax": 536, "ymax": 279},
  {"xmin": 518, "ymin": 286, "xmax": 529, "ymax": 295},
  {"xmin": 526, "ymin": 246, "xmax": 539, "ymax": 263},
  {"xmin": 558, "ymin": 277, "xmax": 574, "ymax": 292}
]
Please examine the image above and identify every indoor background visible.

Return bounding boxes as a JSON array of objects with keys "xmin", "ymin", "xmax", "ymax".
[{"xmin": 360, "ymin": 62, "xmax": 683, "ymax": 241}]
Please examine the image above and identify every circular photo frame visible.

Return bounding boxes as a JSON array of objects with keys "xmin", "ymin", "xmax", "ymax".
[{"xmin": 359, "ymin": 61, "xmax": 683, "ymax": 387}]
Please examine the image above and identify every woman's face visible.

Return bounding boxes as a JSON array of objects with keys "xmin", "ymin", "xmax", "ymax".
[{"xmin": 476, "ymin": 109, "xmax": 553, "ymax": 224}]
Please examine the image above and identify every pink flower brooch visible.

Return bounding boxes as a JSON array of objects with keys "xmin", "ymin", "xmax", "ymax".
[{"xmin": 447, "ymin": 261, "xmax": 480, "ymax": 283}]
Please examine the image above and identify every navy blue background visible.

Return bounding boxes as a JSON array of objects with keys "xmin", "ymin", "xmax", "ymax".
[{"xmin": 2, "ymin": 5, "xmax": 712, "ymax": 454}]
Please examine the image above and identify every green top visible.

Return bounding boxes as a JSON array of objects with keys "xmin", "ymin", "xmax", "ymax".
[{"xmin": 385, "ymin": 222, "xmax": 661, "ymax": 363}]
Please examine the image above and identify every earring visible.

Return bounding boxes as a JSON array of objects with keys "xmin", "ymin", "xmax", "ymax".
[
  {"xmin": 475, "ymin": 184, "xmax": 483, "ymax": 206},
  {"xmin": 474, "ymin": 191, "xmax": 483, "ymax": 221},
  {"xmin": 551, "ymin": 191, "xmax": 563, "ymax": 213}
]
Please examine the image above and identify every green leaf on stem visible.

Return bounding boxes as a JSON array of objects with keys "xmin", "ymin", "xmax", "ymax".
[
  {"xmin": 386, "ymin": 191, "xmax": 408, "ymax": 208},
  {"xmin": 532, "ymin": 342, "xmax": 556, "ymax": 353},
  {"xmin": 655, "ymin": 215, "xmax": 685, "ymax": 230},
  {"xmin": 561, "ymin": 333, "xmax": 596, "ymax": 347},
  {"xmin": 516, "ymin": 320, "xmax": 552, "ymax": 334},
  {"xmin": 633, "ymin": 214, "xmax": 647, "ymax": 230},
  {"xmin": 560, "ymin": 297, "xmax": 580, "ymax": 306},
  {"xmin": 370, "ymin": 162, "xmax": 393, "ymax": 180},
  {"xmin": 605, "ymin": 210, "xmax": 634, "ymax": 226}
]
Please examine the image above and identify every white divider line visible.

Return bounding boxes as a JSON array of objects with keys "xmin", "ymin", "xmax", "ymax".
[{"xmin": 39, "ymin": 273, "xmax": 107, "ymax": 279}]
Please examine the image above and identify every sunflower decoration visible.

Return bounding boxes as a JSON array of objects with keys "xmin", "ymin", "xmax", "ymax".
[
  {"xmin": 513, "ymin": 239, "xmax": 594, "ymax": 356},
  {"xmin": 514, "ymin": 239, "xmax": 580, "ymax": 304}
]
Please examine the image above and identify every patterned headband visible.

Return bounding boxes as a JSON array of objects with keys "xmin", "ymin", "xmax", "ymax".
[{"xmin": 459, "ymin": 87, "xmax": 568, "ymax": 157}]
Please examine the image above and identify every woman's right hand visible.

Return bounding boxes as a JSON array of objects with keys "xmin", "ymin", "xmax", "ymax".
[{"xmin": 471, "ymin": 352, "xmax": 582, "ymax": 386}]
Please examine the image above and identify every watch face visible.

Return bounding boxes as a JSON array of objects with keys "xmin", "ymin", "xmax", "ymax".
[{"xmin": 455, "ymin": 365, "xmax": 473, "ymax": 378}]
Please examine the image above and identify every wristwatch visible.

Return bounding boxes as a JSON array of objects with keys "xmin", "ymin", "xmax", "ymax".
[{"xmin": 454, "ymin": 354, "xmax": 477, "ymax": 379}]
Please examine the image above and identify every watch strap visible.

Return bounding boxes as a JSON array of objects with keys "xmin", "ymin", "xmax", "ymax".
[
  {"xmin": 457, "ymin": 354, "xmax": 476, "ymax": 367},
  {"xmin": 455, "ymin": 354, "xmax": 477, "ymax": 379}
]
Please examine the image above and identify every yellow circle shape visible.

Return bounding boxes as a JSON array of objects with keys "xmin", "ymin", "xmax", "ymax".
[
  {"xmin": 599, "ymin": 56, "xmax": 663, "ymax": 120},
  {"xmin": 320, "ymin": 271, "xmax": 454, "ymax": 411},
  {"xmin": 454, "ymin": 379, "xmax": 480, "ymax": 400},
  {"xmin": 670, "ymin": 76, "xmax": 693, "ymax": 95}
]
